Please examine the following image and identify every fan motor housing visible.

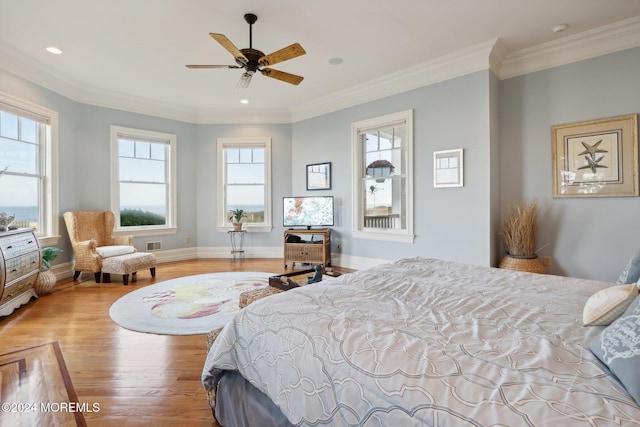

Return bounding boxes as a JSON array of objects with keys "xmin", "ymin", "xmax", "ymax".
[{"xmin": 237, "ymin": 48, "xmax": 265, "ymax": 72}]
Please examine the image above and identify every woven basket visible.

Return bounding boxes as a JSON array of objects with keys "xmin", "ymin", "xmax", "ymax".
[
  {"xmin": 499, "ymin": 254, "xmax": 546, "ymax": 274},
  {"xmin": 34, "ymin": 270, "xmax": 56, "ymax": 296}
]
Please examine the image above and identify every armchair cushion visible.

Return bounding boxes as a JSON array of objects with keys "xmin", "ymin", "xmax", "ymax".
[{"xmin": 96, "ymin": 245, "xmax": 136, "ymax": 258}]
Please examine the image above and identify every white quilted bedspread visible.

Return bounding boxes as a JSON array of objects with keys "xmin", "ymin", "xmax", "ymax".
[{"xmin": 202, "ymin": 257, "xmax": 640, "ymax": 426}]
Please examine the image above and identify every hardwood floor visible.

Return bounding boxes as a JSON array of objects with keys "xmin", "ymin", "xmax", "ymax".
[{"xmin": 0, "ymin": 259, "xmax": 354, "ymax": 426}]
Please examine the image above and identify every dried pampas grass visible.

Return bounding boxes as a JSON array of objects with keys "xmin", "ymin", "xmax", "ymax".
[{"xmin": 502, "ymin": 199, "xmax": 538, "ymax": 257}]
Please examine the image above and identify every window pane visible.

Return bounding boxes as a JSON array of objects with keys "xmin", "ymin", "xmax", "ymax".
[
  {"xmin": 227, "ymin": 185, "xmax": 264, "ymax": 224},
  {"xmin": 119, "ymin": 156, "xmax": 165, "ymax": 182},
  {"xmin": 119, "ymin": 182, "xmax": 166, "ymax": 226},
  {"xmin": 118, "ymin": 139, "xmax": 135, "ymax": 157},
  {"xmin": 20, "ymin": 118, "xmax": 37, "ymax": 143},
  {"xmin": 0, "ymin": 174, "xmax": 40, "ymax": 230},
  {"xmin": 252, "ymin": 148, "xmax": 265, "ymax": 163},
  {"xmin": 226, "ymin": 149, "xmax": 239, "ymax": 163},
  {"xmin": 227, "ymin": 163, "xmax": 263, "ymax": 184},
  {"xmin": 0, "ymin": 137, "xmax": 38, "ymax": 175},
  {"xmin": 239, "ymin": 148, "xmax": 253, "ymax": 163},
  {"xmin": 150, "ymin": 143, "xmax": 165, "ymax": 160},
  {"xmin": 0, "ymin": 111, "xmax": 18, "ymax": 140}
]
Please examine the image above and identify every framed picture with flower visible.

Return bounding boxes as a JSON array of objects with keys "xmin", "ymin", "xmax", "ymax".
[{"xmin": 306, "ymin": 162, "xmax": 331, "ymax": 190}]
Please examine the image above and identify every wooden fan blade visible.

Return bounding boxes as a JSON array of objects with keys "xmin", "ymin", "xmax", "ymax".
[
  {"xmin": 258, "ymin": 43, "xmax": 306, "ymax": 67},
  {"xmin": 186, "ymin": 64, "xmax": 241, "ymax": 69},
  {"xmin": 260, "ymin": 68, "xmax": 304, "ymax": 85},
  {"xmin": 210, "ymin": 33, "xmax": 248, "ymax": 64}
]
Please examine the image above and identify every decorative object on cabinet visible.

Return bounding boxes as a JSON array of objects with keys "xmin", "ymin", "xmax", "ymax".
[
  {"xmin": 434, "ymin": 148, "xmax": 464, "ymax": 188},
  {"xmin": 498, "ymin": 199, "xmax": 546, "ymax": 274},
  {"xmin": 283, "ymin": 228, "xmax": 331, "ymax": 269},
  {"xmin": 0, "ymin": 212, "xmax": 15, "ymax": 232},
  {"xmin": 0, "ymin": 228, "xmax": 41, "ymax": 316},
  {"xmin": 306, "ymin": 162, "xmax": 331, "ymax": 190},
  {"xmin": 552, "ymin": 114, "xmax": 638, "ymax": 198}
]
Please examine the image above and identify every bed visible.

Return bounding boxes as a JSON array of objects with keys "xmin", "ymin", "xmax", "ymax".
[{"xmin": 202, "ymin": 257, "xmax": 640, "ymax": 426}]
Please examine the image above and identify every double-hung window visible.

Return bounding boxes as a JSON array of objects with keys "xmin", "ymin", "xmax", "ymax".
[
  {"xmin": 352, "ymin": 110, "xmax": 414, "ymax": 242},
  {"xmin": 0, "ymin": 94, "xmax": 59, "ymax": 246},
  {"xmin": 110, "ymin": 126, "xmax": 176, "ymax": 235},
  {"xmin": 217, "ymin": 138, "xmax": 272, "ymax": 232}
]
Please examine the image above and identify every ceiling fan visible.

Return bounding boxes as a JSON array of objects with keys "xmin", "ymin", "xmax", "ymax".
[{"xmin": 186, "ymin": 13, "xmax": 306, "ymax": 88}]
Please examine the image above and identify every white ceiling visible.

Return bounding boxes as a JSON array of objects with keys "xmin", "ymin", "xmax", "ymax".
[{"xmin": 1, "ymin": 0, "xmax": 639, "ymax": 123}]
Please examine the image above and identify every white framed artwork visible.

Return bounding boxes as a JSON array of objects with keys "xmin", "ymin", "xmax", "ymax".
[{"xmin": 434, "ymin": 149, "xmax": 463, "ymax": 188}]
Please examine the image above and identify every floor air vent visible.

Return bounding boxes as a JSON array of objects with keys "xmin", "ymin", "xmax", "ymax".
[{"xmin": 146, "ymin": 241, "xmax": 162, "ymax": 251}]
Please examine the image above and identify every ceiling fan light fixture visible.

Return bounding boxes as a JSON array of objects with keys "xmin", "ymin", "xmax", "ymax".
[{"xmin": 237, "ymin": 71, "xmax": 254, "ymax": 89}]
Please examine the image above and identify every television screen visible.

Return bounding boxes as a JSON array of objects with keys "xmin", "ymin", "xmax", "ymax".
[{"xmin": 283, "ymin": 196, "xmax": 334, "ymax": 228}]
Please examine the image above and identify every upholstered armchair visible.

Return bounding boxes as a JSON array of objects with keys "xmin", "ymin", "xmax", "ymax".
[{"xmin": 63, "ymin": 211, "xmax": 134, "ymax": 283}]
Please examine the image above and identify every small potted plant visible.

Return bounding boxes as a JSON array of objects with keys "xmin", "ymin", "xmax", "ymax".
[
  {"xmin": 35, "ymin": 247, "xmax": 62, "ymax": 296},
  {"xmin": 366, "ymin": 160, "xmax": 395, "ymax": 182},
  {"xmin": 229, "ymin": 209, "xmax": 247, "ymax": 231}
]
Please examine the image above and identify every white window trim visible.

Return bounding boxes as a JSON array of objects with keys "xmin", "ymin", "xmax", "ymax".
[
  {"xmin": 110, "ymin": 125, "xmax": 177, "ymax": 236},
  {"xmin": 351, "ymin": 110, "xmax": 414, "ymax": 243},
  {"xmin": 0, "ymin": 92, "xmax": 60, "ymax": 247},
  {"xmin": 217, "ymin": 137, "xmax": 272, "ymax": 233}
]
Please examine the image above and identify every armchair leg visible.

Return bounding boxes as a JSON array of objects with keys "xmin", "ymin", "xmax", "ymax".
[
  {"xmin": 73, "ymin": 271, "xmax": 80, "ymax": 281},
  {"xmin": 103, "ymin": 273, "xmax": 111, "ymax": 283},
  {"xmin": 151, "ymin": 267, "xmax": 156, "ymax": 277},
  {"xmin": 123, "ymin": 274, "xmax": 129, "ymax": 286},
  {"xmin": 94, "ymin": 272, "xmax": 101, "ymax": 283}
]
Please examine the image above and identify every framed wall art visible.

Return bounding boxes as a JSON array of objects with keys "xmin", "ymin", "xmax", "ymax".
[
  {"xmin": 306, "ymin": 162, "xmax": 332, "ymax": 190},
  {"xmin": 433, "ymin": 149, "xmax": 463, "ymax": 188},
  {"xmin": 552, "ymin": 114, "xmax": 638, "ymax": 198}
]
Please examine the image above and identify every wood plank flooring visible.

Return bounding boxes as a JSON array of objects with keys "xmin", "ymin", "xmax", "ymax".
[{"xmin": 0, "ymin": 259, "xmax": 354, "ymax": 426}]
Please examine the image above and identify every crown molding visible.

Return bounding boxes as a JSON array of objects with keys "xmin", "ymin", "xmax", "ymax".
[
  {"xmin": 0, "ymin": 44, "xmax": 292, "ymax": 124},
  {"xmin": 499, "ymin": 15, "xmax": 640, "ymax": 79},
  {"xmin": 290, "ymin": 39, "xmax": 498, "ymax": 123}
]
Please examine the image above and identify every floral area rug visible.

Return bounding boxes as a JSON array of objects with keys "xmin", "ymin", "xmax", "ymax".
[{"xmin": 108, "ymin": 272, "xmax": 273, "ymax": 335}]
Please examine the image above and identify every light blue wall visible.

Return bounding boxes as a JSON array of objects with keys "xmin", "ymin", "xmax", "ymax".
[
  {"xmin": 2, "ymin": 45, "xmax": 638, "ymax": 280},
  {"xmin": 500, "ymin": 47, "xmax": 640, "ymax": 281},
  {"xmin": 292, "ymin": 71, "xmax": 496, "ymax": 267},
  {"xmin": 194, "ymin": 123, "xmax": 292, "ymax": 249}
]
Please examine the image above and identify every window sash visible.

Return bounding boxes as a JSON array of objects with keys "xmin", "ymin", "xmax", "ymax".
[
  {"xmin": 217, "ymin": 138, "xmax": 272, "ymax": 232},
  {"xmin": 110, "ymin": 126, "xmax": 176, "ymax": 234},
  {"xmin": 352, "ymin": 110, "xmax": 414, "ymax": 243},
  {"xmin": 0, "ymin": 93, "xmax": 58, "ymax": 245}
]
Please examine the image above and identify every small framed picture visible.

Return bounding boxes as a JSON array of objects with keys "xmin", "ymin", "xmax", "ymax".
[
  {"xmin": 552, "ymin": 114, "xmax": 638, "ymax": 198},
  {"xmin": 306, "ymin": 162, "xmax": 332, "ymax": 190},
  {"xmin": 434, "ymin": 149, "xmax": 463, "ymax": 188}
]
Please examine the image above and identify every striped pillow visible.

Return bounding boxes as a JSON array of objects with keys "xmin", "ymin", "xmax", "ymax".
[{"xmin": 583, "ymin": 284, "xmax": 639, "ymax": 326}]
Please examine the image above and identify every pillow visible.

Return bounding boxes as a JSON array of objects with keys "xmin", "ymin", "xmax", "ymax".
[
  {"xmin": 96, "ymin": 245, "xmax": 136, "ymax": 258},
  {"xmin": 589, "ymin": 295, "xmax": 640, "ymax": 405},
  {"xmin": 616, "ymin": 249, "xmax": 640, "ymax": 285},
  {"xmin": 583, "ymin": 285, "xmax": 639, "ymax": 326}
]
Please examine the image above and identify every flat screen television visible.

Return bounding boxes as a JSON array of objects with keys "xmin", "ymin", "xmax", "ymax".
[{"xmin": 283, "ymin": 196, "xmax": 334, "ymax": 229}]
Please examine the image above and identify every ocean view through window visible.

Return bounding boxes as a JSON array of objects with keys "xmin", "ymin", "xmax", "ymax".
[
  {"xmin": 217, "ymin": 137, "xmax": 272, "ymax": 232},
  {"xmin": 110, "ymin": 125, "xmax": 177, "ymax": 234},
  {"xmin": 0, "ymin": 95, "xmax": 59, "ymax": 244}
]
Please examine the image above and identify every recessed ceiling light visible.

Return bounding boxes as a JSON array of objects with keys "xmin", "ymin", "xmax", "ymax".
[
  {"xmin": 240, "ymin": 99, "xmax": 249, "ymax": 104},
  {"xmin": 328, "ymin": 57, "xmax": 343, "ymax": 65},
  {"xmin": 46, "ymin": 46, "xmax": 62, "ymax": 55}
]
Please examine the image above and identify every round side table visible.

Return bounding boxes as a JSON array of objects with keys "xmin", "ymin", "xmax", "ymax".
[{"xmin": 228, "ymin": 230, "xmax": 246, "ymax": 262}]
